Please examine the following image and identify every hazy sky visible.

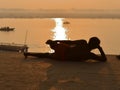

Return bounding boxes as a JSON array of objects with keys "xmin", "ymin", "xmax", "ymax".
[{"xmin": 0, "ymin": 0, "xmax": 120, "ymax": 10}]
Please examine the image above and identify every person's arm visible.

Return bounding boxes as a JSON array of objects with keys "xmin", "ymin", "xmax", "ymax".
[{"xmin": 97, "ymin": 46, "xmax": 107, "ymax": 61}]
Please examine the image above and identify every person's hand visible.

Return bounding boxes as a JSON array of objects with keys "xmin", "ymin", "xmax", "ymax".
[{"xmin": 97, "ymin": 45, "xmax": 102, "ymax": 50}]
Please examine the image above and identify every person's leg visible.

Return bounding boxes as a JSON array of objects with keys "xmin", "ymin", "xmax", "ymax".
[{"xmin": 24, "ymin": 52, "xmax": 50, "ymax": 59}]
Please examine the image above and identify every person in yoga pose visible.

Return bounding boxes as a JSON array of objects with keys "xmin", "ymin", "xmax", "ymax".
[{"xmin": 24, "ymin": 37, "xmax": 107, "ymax": 62}]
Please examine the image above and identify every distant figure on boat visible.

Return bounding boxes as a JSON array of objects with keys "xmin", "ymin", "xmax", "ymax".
[
  {"xmin": 0, "ymin": 26, "xmax": 15, "ymax": 32},
  {"xmin": 24, "ymin": 37, "xmax": 107, "ymax": 62}
]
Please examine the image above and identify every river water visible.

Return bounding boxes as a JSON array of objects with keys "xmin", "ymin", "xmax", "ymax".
[{"xmin": 0, "ymin": 18, "xmax": 120, "ymax": 54}]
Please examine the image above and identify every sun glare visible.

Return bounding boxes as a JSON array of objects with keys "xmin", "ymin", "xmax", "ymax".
[{"xmin": 52, "ymin": 18, "xmax": 68, "ymax": 40}]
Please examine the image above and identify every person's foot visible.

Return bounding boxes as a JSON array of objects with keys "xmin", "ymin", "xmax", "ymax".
[{"xmin": 24, "ymin": 52, "xmax": 28, "ymax": 59}]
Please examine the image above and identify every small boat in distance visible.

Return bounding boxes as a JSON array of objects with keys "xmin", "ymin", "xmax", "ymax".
[
  {"xmin": 63, "ymin": 21, "xmax": 70, "ymax": 24},
  {"xmin": 0, "ymin": 26, "xmax": 15, "ymax": 32}
]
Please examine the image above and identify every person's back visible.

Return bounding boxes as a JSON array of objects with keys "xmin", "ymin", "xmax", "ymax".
[{"xmin": 66, "ymin": 40, "xmax": 90, "ymax": 60}]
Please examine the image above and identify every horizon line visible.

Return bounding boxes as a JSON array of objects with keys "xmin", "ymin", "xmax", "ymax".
[
  {"xmin": 0, "ymin": 8, "xmax": 120, "ymax": 18},
  {"xmin": 1, "ymin": 8, "xmax": 120, "ymax": 11}
]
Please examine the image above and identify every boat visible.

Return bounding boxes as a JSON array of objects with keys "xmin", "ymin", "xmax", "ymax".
[
  {"xmin": 0, "ymin": 27, "xmax": 15, "ymax": 32},
  {"xmin": 0, "ymin": 29, "xmax": 29, "ymax": 52},
  {"xmin": 0, "ymin": 43, "xmax": 28, "ymax": 52},
  {"xmin": 63, "ymin": 21, "xmax": 70, "ymax": 24}
]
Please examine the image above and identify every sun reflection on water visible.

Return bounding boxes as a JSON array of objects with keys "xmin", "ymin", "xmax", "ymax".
[{"xmin": 52, "ymin": 18, "xmax": 68, "ymax": 40}]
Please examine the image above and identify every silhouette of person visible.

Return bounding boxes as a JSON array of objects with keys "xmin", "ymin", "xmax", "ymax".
[{"xmin": 24, "ymin": 37, "xmax": 107, "ymax": 62}]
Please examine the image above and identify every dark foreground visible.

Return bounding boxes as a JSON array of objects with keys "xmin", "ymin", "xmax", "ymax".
[{"xmin": 0, "ymin": 52, "xmax": 120, "ymax": 90}]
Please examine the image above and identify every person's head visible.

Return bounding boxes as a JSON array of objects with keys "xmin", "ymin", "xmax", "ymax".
[{"xmin": 88, "ymin": 37, "xmax": 100, "ymax": 49}]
